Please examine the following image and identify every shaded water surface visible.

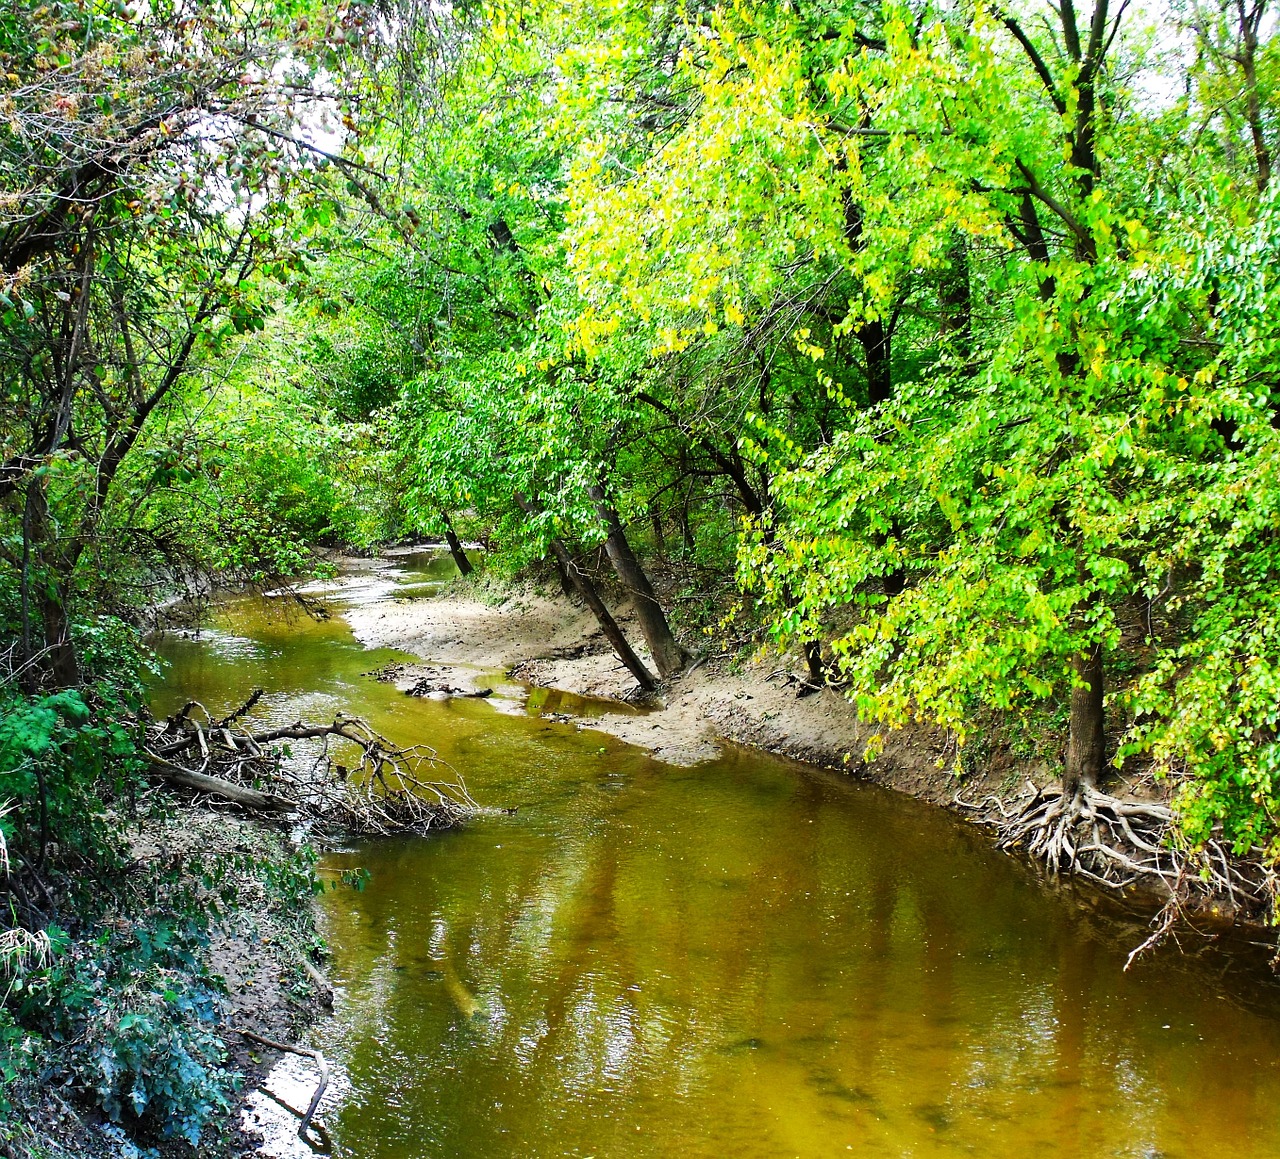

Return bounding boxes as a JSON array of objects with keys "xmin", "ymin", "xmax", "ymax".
[{"xmin": 153, "ymin": 554, "xmax": 1280, "ymax": 1158}]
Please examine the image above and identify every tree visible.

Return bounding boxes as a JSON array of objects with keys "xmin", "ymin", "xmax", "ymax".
[{"xmin": 0, "ymin": 0, "xmax": 373, "ymax": 687}]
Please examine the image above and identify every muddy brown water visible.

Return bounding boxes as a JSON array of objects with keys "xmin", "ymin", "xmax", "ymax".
[{"xmin": 152, "ymin": 553, "xmax": 1280, "ymax": 1158}]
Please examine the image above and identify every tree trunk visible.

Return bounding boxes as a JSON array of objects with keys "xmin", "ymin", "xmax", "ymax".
[
  {"xmin": 678, "ymin": 464, "xmax": 696, "ymax": 555},
  {"xmin": 550, "ymin": 540, "xmax": 657, "ymax": 692},
  {"xmin": 514, "ymin": 495, "xmax": 656, "ymax": 691},
  {"xmin": 859, "ymin": 316, "xmax": 892, "ymax": 406},
  {"xmin": 440, "ymin": 510, "xmax": 473, "ymax": 576},
  {"xmin": 26, "ymin": 482, "xmax": 79, "ymax": 688},
  {"xmin": 1064, "ymin": 646, "xmax": 1105, "ymax": 798},
  {"xmin": 650, "ymin": 508, "xmax": 666, "ymax": 557},
  {"xmin": 588, "ymin": 486, "xmax": 689, "ymax": 677},
  {"xmin": 550, "ymin": 552, "xmax": 575, "ymax": 599},
  {"xmin": 940, "ymin": 233, "xmax": 972, "ymax": 363},
  {"xmin": 40, "ymin": 588, "xmax": 80, "ymax": 689},
  {"xmin": 803, "ymin": 640, "xmax": 825, "ymax": 687},
  {"xmin": 881, "ymin": 518, "xmax": 906, "ymax": 597},
  {"xmin": 1237, "ymin": 4, "xmax": 1272, "ymax": 192}
]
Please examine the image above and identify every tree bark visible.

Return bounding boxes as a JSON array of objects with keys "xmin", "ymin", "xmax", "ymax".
[
  {"xmin": 26, "ymin": 482, "xmax": 79, "ymax": 688},
  {"xmin": 550, "ymin": 552, "xmax": 575, "ymax": 599},
  {"xmin": 588, "ymin": 485, "xmax": 689, "ymax": 677},
  {"xmin": 440, "ymin": 510, "xmax": 473, "ymax": 576},
  {"xmin": 40, "ymin": 588, "xmax": 80, "ymax": 689},
  {"xmin": 1236, "ymin": 0, "xmax": 1272, "ymax": 192},
  {"xmin": 803, "ymin": 640, "xmax": 826, "ymax": 687},
  {"xmin": 514, "ymin": 495, "xmax": 656, "ymax": 691},
  {"xmin": 859, "ymin": 316, "xmax": 893, "ymax": 406},
  {"xmin": 1064, "ymin": 646, "xmax": 1105, "ymax": 798},
  {"xmin": 147, "ymin": 754, "xmax": 297, "ymax": 812},
  {"xmin": 549, "ymin": 540, "xmax": 657, "ymax": 692},
  {"xmin": 940, "ymin": 233, "xmax": 972, "ymax": 363}
]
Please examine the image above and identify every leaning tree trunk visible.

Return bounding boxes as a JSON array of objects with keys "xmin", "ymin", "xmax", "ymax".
[
  {"xmin": 588, "ymin": 485, "xmax": 689, "ymax": 677},
  {"xmin": 514, "ymin": 496, "xmax": 656, "ymax": 692},
  {"xmin": 440, "ymin": 510, "xmax": 473, "ymax": 576},
  {"xmin": 549, "ymin": 552, "xmax": 575, "ymax": 599},
  {"xmin": 1064, "ymin": 646, "xmax": 1105, "ymax": 799},
  {"xmin": 548, "ymin": 540, "xmax": 657, "ymax": 692},
  {"xmin": 25, "ymin": 482, "xmax": 79, "ymax": 688}
]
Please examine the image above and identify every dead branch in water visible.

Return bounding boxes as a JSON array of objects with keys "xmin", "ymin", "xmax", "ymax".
[
  {"xmin": 956, "ymin": 782, "xmax": 1276, "ymax": 964},
  {"xmin": 237, "ymin": 1028, "xmax": 328, "ymax": 1140},
  {"xmin": 146, "ymin": 690, "xmax": 481, "ymax": 836}
]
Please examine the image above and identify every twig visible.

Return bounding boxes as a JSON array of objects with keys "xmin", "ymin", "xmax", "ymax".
[{"xmin": 237, "ymin": 1028, "xmax": 329, "ymax": 1140}]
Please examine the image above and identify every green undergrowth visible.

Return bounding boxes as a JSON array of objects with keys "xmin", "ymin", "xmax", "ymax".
[{"xmin": 0, "ymin": 619, "xmax": 324, "ymax": 1157}]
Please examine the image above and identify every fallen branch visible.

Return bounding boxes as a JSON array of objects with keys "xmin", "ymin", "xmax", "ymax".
[
  {"xmin": 300, "ymin": 957, "xmax": 333, "ymax": 1008},
  {"xmin": 237, "ymin": 1028, "xmax": 328, "ymax": 1140},
  {"xmin": 145, "ymin": 753, "xmax": 297, "ymax": 812},
  {"xmin": 146, "ymin": 701, "xmax": 482, "ymax": 836}
]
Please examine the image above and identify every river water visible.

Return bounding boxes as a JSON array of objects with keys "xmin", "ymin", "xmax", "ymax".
[{"xmin": 152, "ymin": 552, "xmax": 1280, "ymax": 1158}]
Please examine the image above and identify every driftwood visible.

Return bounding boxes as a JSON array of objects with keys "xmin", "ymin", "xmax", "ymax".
[
  {"xmin": 238, "ymin": 1028, "xmax": 328, "ymax": 1140},
  {"xmin": 405, "ymin": 678, "xmax": 493, "ymax": 699},
  {"xmin": 145, "ymin": 753, "xmax": 297, "ymax": 812},
  {"xmin": 300, "ymin": 957, "xmax": 334, "ymax": 1008},
  {"xmin": 147, "ymin": 691, "xmax": 480, "ymax": 836}
]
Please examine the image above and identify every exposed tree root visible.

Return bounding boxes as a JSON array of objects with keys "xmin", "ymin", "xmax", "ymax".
[
  {"xmin": 146, "ymin": 691, "xmax": 483, "ymax": 836},
  {"xmin": 956, "ymin": 781, "xmax": 1276, "ymax": 966}
]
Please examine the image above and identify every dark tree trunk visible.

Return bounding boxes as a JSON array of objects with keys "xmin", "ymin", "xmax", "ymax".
[
  {"xmin": 39, "ymin": 584, "xmax": 79, "ymax": 689},
  {"xmin": 650, "ymin": 508, "xmax": 666, "ymax": 557},
  {"xmin": 588, "ymin": 485, "xmax": 689, "ymax": 677},
  {"xmin": 940, "ymin": 233, "xmax": 972, "ymax": 363},
  {"xmin": 440, "ymin": 510, "xmax": 473, "ymax": 576},
  {"xmin": 859, "ymin": 316, "xmax": 892, "ymax": 406},
  {"xmin": 1064, "ymin": 646, "xmax": 1105, "ymax": 798},
  {"xmin": 550, "ymin": 540, "xmax": 657, "ymax": 692},
  {"xmin": 550, "ymin": 553, "xmax": 575, "ymax": 599},
  {"xmin": 803, "ymin": 640, "xmax": 825, "ymax": 687},
  {"xmin": 515, "ymin": 495, "xmax": 656, "ymax": 691},
  {"xmin": 881, "ymin": 518, "xmax": 907, "ymax": 598}
]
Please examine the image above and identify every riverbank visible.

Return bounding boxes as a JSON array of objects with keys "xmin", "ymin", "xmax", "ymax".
[
  {"xmin": 340, "ymin": 558, "xmax": 1276, "ymax": 936},
  {"xmin": 344, "ymin": 567, "xmax": 1048, "ymax": 805},
  {"xmin": 4, "ymin": 805, "xmax": 331, "ymax": 1159}
]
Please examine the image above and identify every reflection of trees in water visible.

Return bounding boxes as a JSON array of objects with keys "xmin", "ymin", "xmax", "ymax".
[{"xmin": 319, "ymin": 755, "xmax": 1280, "ymax": 1155}]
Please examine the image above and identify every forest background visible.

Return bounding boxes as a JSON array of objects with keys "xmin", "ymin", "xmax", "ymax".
[{"xmin": 1, "ymin": 0, "xmax": 1279, "ymax": 1151}]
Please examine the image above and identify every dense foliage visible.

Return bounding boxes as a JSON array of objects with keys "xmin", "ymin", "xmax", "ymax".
[
  {"xmin": 3, "ymin": 0, "xmax": 1280, "ymax": 1142},
  {"xmin": 297, "ymin": 0, "xmax": 1280, "ymax": 856}
]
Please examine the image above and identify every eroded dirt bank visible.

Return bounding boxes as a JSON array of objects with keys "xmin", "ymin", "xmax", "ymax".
[{"xmin": 342, "ymin": 570, "xmax": 1042, "ymax": 807}]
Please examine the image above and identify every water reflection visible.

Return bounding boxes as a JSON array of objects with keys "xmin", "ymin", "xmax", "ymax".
[{"xmin": 153, "ymin": 553, "xmax": 1280, "ymax": 1159}]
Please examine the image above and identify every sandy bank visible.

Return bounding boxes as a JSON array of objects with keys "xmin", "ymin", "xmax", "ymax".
[{"xmin": 342, "ymin": 578, "xmax": 1027, "ymax": 804}]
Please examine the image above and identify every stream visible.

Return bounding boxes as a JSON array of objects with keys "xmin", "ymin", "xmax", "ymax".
[{"xmin": 152, "ymin": 552, "xmax": 1280, "ymax": 1158}]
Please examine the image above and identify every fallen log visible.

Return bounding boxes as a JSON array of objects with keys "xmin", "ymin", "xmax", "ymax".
[
  {"xmin": 145, "ymin": 753, "xmax": 297, "ymax": 813},
  {"xmin": 300, "ymin": 957, "xmax": 334, "ymax": 1008}
]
